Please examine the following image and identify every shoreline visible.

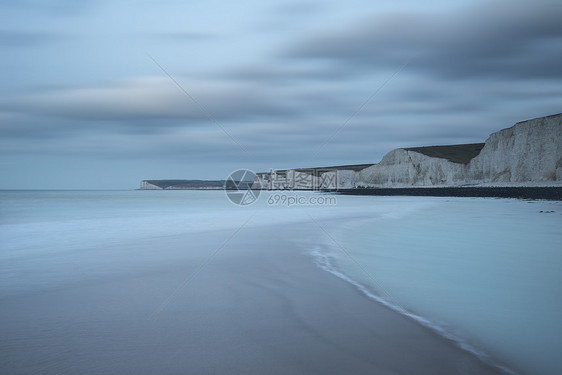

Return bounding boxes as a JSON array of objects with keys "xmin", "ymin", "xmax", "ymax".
[
  {"xmin": 1, "ymin": 218, "xmax": 505, "ymax": 374},
  {"xmin": 307, "ymin": 198, "xmax": 562, "ymax": 375},
  {"xmin": 305, "ymin": 216, "xmax": 518, "ymax": 375}
]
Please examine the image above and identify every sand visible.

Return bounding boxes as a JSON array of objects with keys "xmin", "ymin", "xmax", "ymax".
[{"xmin": 0, "ymin": 220, "xmax": 503, "ymax": 374}]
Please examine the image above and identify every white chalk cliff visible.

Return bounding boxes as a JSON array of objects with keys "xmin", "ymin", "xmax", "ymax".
[
  {"xmin": 140, "ymin": 181, "xmax": 162, "ymax": 190},
  {"xmin": 144, "ymin": 113, "xmax": 562, "ymax": 190},
  {"xmin": 355, "ymin": 113, "xmax": 562, "ymax": 187}
]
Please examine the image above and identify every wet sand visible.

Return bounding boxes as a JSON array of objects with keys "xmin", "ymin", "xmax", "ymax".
[{"xmin": 0, "ymin": 221, "xmax": 503, "ymax": 374}]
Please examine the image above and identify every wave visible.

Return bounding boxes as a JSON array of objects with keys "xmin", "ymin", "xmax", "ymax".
[{"xmin": 308, "ymin": 243, "xmax": 517, "ymax": 375}]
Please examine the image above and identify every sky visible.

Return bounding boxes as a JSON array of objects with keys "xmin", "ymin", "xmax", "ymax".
[{"xmin": 0, "ymin": 0, "xmax": 561, "ymax": 189}]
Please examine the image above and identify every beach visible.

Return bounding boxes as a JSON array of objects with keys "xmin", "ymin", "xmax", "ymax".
[
  {"xmin": 2, "ymin": 191, "xmax": 561, "ymax": 374},
  {"xmin": 1, "ymin": 220, "xmax": 502, "ymax": 375}
]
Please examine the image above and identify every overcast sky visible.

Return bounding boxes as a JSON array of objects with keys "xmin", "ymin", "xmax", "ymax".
[{"xmin": 1, "ymin": 0, "xmax": 561, "ymax": 189}]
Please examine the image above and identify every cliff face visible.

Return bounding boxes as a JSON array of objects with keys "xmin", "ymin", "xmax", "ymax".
[
  {"xmin": 144, "ymin": 113, "xmax": 561, "ymax": 190},
  {"xmin": 355, "ymin": 113, "xmax": 562, "ymax": 187},
  {"xmin": 466, "ymin": 114, "xmax": 562, "ymax": 184},
  {"xmin": 140, "ymin": 180, "xmax": 163, "ymax": 189},
  {"xmin": 356, "ymin": 148, "xmax": 467, "ymax": 187},
  {"xmin": 140, "ymin": 180, "xmax": 226, "ymax": 190}
]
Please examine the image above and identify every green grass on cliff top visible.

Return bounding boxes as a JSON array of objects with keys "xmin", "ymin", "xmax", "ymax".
[{"xmin": 404, "ymin": 143, "xmax": 485, "ymax": 164}]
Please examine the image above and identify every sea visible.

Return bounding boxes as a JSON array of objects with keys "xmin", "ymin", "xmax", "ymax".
[{"xmin": 1, "ymin": 190, "xmax": 561, "ymax": 375}]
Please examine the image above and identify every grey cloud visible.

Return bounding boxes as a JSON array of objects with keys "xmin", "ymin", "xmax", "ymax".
[
  {"xmin": 288, "ymin": 0, "xmax": 562, "ymax": 80},
  {"xmin": 222, "ymin": 64, "xmax": 323, "ymax": 83},
  {"xmin": 152, "ymin": 32, "xmax": 218, "ymax": 41},
  {"xmin": 270, "ymin": 1, "xmax": 325, "ymax": 17},
  {"xmin": 0, "ymin": 0, "xmax": 95, "ymax": 15},
  {"xmin": 0, "ymin": 112, "xmax": 249, "ymax": 159},
  {"xmin": 218, "ymin": 62, "xmax": 381, "ymax": 122},
  {"xmin": 6, "ymin": 76, "xmax": 294, "ymax": 124},
  {"xmin": 0, "ymin": 30, "xmax": 60, "ymax": 47},
  {"xmin": 256, "ymin": 1, "xmax": 327, "ymax": 33}
]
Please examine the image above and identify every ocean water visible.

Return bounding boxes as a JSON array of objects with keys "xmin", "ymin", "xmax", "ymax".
[
  {"xmin": 0, "ymin": 190, "xmax": 364, "ymax": 297},
  {"xmin": 314, "ymin": 197, "xmax": 562, "ymax": 375},
  {"xmin": 0, "ymin": 190, "xmax": 241, "ymax": 297},
  {"xmin": 1, "ymin": 190, "xmax": 561, "ymax": 375}
]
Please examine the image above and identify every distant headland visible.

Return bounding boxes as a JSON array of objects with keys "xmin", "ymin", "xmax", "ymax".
[{"xmin": 140, "ymin": 180, "xmax": 226, "ymax": 190}]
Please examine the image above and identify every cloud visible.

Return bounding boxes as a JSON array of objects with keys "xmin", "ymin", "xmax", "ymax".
[
  {"xmin": 2, "ymin": 0, "xmax": 562, "ymax": 189},
  {"xmin": 0, "ymin": 0, "xmax": 96, "ymax": 16},
  {"xmin": 270, "ymin": 1, "xmax": 325, "ymax": 17},
  {"xmin": 7, "ymin": 76, "xmax": 293, "ymax": 125},
  {"xmin": 288, "ymin": 0, "xmax": 562, "ymax": 80},
  {"xmin": 0, "ymin": 30, "xmax": 61, "ymax": 47},
  {"xmin": 152, "ymin": 32, "xmax": 218, "ymax": 41}
]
